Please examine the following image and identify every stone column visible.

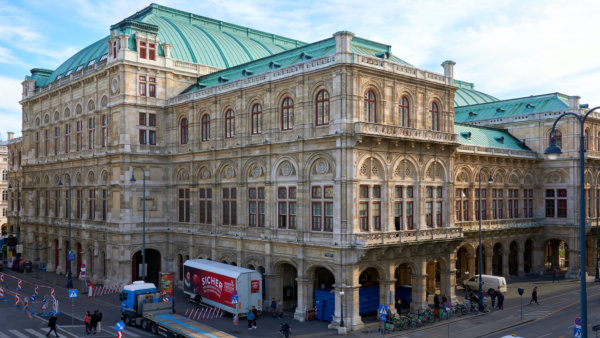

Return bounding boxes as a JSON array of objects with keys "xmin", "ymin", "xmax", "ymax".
[
  {"xmin": 265, "ymin": 273, "xmax": 282, "ymax": 307},
  {"xmin": 517, "ymin": 243, "xmax": 525, "ymax": 276},
  {"xmin": 410, "ymin": 257, "xmax": 428, "ymax": 312},
  {"xmin": 344, "ymin": 284, "xmax": 364, "ymax": 331},
  {"xmin": 502, "ymin": 244, "xmax": 509, "ymax": 277},
  {"xmin": 57, "ymin": 238, "xmax": 65, "ymax": 275},
  {"xmin": 379, "ymin": 279, "xmax": 397, "ymax": 315},
  {"xmin": 484, "ymin": 251, "xmax": 493, "ymax": 275},
  {"xmin": 443, "ymin": 251, "xmax": 457, "ymax": 303},
  {"xmin": 294, "ymin": 278, "xmax": 312, "ymax": 322}
]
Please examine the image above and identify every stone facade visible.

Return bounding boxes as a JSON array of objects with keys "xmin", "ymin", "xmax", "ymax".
[{"xmin": 6, "ymin": 5, "xmax": 600, "ymax": 331}]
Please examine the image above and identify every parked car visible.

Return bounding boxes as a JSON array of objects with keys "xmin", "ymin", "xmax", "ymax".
[{"xmin": 463, "ymin": 274, "xmax": 507, "ymax": 294}]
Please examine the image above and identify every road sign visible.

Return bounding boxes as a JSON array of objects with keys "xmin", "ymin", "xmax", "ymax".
[
  {"xmin": 115, "ymin": 321, "xmax": 125, "ymax": 331},
  {"xmin": 117, "ymin": 332, "xmax": 122, "ymax": 338},
  {"xmin": 575, "ymin": 317, "xmax": 582, "ymax": 326},
  {"xmin": 380, "ymin": 314, "xmax": 387, "ymax": 323},
  {"xmin": 231, "ymin": 296, "xmax": 238, "ymax": 305},
  {"xmin": 378, "ymin": 305, "xmax": 388, "ymax": 316},
  {"xmin": 68, "ymin": 289, "xmax": 78, "ymax": 298},
  {"xmin": 232, "ymin": 290, "xmax": 238, "ymax": 296},
  {"xmin": 68, "ymin": 251, "xmax": 75, "ymax": 262},
  {"xmin": 574, "ymin": 325, "xmax": 582, "ymax": 338}
]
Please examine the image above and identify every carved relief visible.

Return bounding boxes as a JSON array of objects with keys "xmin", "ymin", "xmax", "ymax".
[{"xmin": 395, "ymin": 159, "xmax": 417, "ymax": 180}]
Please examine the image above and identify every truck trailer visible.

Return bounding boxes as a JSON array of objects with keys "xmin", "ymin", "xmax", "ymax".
[
  {"xmin": 119, "ymin": 281, "xmax": 233, "ymax": 338},
  {"xmin": 183, "ymin": 259, "xmax": 262, "ymax": 316}
]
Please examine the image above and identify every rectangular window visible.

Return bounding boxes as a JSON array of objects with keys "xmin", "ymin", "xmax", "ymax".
[
  {"xmin": 139, "ymin": 41, "xmax": 147, "ymax": 59},
  {"xmin": 76, "ymin": 189, "xmax": 82, "ymax": 219},
  {"xmin": 222, "ymin": 188, "xmax": 237, "ymax": 225},
  {"xmin": 198, "ymin": 188, "xmax": 212, "ymax": 224},
  {"xmin": 88, "ymin": 117, "xmax": 95, "ymax": 150},
  {"xmin": 44, "ymin": 190, "xmax": 49, "ymax": 217},
  {"xmin": 112, "ymin": 41, "xmax": 117, "ymax": 59},
  {"xmin": 312, "ymin": 185, "xmax": 333, "ymax": 231},
  {"xmin": 35, "ymin": 191, "xmax": 40, "ymax": 217},
  {"xmin": 178, "ymin": 188, "xmax": 190, "ymax": 222},
  {"xmin": 65, "ymin": 123, "xmax": 70, "ymax": 153},
  {"xmin": 455, "ymin": 188, "xmax": 469, "ymax": 221},
  {"xmin": 138, "ymin": 112, "xmax": 156, "ymax": 146},
  {"xmin": 248, "ymin": 187, "xmax": 265, "ymax": 227},
  {"xmin": 149, "ymin": 43, "xmax": 156, "ymax": 60},
  {"xmin": 65, "ymin": 190, "xmax": 69, "ymax": 218},
  {"xmin": 359, "ymin": 202, "xmax": 368, "ymax": 231},
  {"xmin": 88, "ymin": 189, "xmax": 95, "ymax": 220},
  {"xmin": 545, "ymin": 189, "xmax": 555, "ymax": 217},
  {"xmin": 557, "ymin": 189, "xmax": 567, "ymax": 218},
  {"xmin": 76, "ymin": 120, "xmax": 82, "ymax": 151},
  {"xmin": 54, "ymin": 126, "xmax": 60, "ymax": 155},
  {"xmin": 278, "ymin": 187, "xmax": 296, "ymax": 229},
  {"xmin": 101, "ymin": 114, "xmax": 108, "ymax": 148},
  {"xmin": 139, "ymin": 112, "xmax": 146, "ymax": 126},
  {"xmin": 524, "ymin": 189, "xmax": 533, "ymax": 218},
  {"xmin": 149, "ymin": 77, "xmax": 156, "ymax": 97},
  {"xmin": 139, "ymin": 76, "xmax": 147, "ymax": 96},
  {"xmin": 44, "ymin": 129, "xmax": 49, "ymax": 156},
  {"xmin": 35, "ymin": 131, "xmax": 39, "ymax": 158},
  {"xmin": 149, "ymin": 113, "xmax": 156, "ymax": 126},
  {"xmin": 475, "ymin": 189, "xmax": 487, "ymax": 220},
  {"xmin": 54, "ymin": 190, "xmax": 59, "ymax": 217},
  {"xmin": 149, "ymin": 130, "xmax": 156, "ymax": 145},
  {"xmin": 102, "ymin": 189, "xmax": 107, "ymax": 221},
  {"xmin": 139, "ymin": 130, "xmax": 147, "ymax": 145}
]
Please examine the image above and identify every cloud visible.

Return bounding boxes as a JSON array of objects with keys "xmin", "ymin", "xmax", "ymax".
[{"xmin": 0, "ymin": 75, "xmax": 22, "ymax": 137}]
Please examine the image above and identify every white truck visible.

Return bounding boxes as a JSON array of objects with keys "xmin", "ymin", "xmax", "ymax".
[{"xmin": 183, "ymin": 259, "xmax": 262, "ymax": 316}]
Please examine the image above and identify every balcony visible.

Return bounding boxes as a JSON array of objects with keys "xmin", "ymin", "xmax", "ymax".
[
  {"xmin": 353, "ymin": 227, "xmax": 463, "ymax": 247},
  {"xmin": 354, "ymin": 122, "xmax": 458, "ymax": 145},
  {"xmin": 457, "ymin": 218, "xmax": 544, "ymax": 232}
]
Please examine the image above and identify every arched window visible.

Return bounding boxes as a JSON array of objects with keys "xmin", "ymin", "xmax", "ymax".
[
  {"xmin": 225, "ymin": 109, "xmax": 235, "ymax": 138},
  {"xmin": 281, "ymin": 97, "xmax": 294, "ymax": 131},
  {"xmin": 550, "ymin": 129, "xmax": 562, "ymax": 148},
  {"xmin": 201, "ymin": 114, "xmax": 210, "ymax": 141},
  {"xmin": 180, "ymin": 118, "xmax": 188, "ymax": 144},
  {"xmin": 399, "ymin": 96, "xmax": 410, "ymax": 127},
  {"xmin": 364, "ymin": 90, "xmax": 376, "ymax": 122},
  {"xmin": 315, "ymin": 90, "xmax": 330, "ymax": 126},
  {"xmin": 251, "ymin": 103, "xmax": 262, "ymax": 134},
  {"xmin": 429, "ymin": 101, "xmax": 440, "ymax": 131},
  {"xmin": 584, "ymin": 129, "xmax": 589, "ymax": 150}
]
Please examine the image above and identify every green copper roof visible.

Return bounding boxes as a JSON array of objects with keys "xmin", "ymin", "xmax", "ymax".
[
  {"xmin": 455, "ymin": 92, "xmax": 570, "ymax": 123},
  {"xmin": 31, "ymin": 3, "xmax": 306, "ymax": 87},
  {"xmin": 454, "ymin": 80, "xmax": 498, "ymax": 107},
  {"xmin": 455, "ymin": 123, "xmax": 531, "ymax": 152},
  {"xmin": 181, "ymin": 35, "xmax": 412, "ymax": 95}
]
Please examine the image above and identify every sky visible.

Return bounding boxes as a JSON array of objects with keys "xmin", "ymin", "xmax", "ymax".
[{"xmin": 1, "ymin": 0, "xmax": 599, "ymax": 139}]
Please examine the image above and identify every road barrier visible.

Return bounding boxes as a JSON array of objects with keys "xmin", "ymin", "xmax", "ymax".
[
  {"xmin": 91, "ymin": 284, "xmax": 122, "ymax": 297},
  {"xmin": 184, "ymin": 307, "xmax": 223, "ymax": 320}
]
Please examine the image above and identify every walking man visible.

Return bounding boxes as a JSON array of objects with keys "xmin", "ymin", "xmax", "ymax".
[
  {"xmin": 90, "ymin": 311, "xmax": 99, "ymax": 334},
  {"xmin": 490, "ymin": 290, "xmax": 497, "ymax": 308},
  {"xmin": 251, "ymin": 306, "xmax": 258, "ymax": 329},
  {"xmin": 271, "ymin": 298, "xmax": 277, "ymax": 318},
  {"xmin": 46, "ymin": 313, "xmax": 59, "ymax": 337},
  {"xmin": 529, "ymin": 287, "xmax": 539, "ymax": 305},
  {"xmin": 96, "ymin": 310, "xmax": 102, "ymax": 333},
  {"xmin": 552, "ymin": 267, "xmax": 558, "ymax": 283},
  {"xmin": 496, "ymin": 291, "xmax": 504, "ymax": 310},
  {"xmin": 247, "ymin": 309, "xmax": 256, "ymax": 330}
]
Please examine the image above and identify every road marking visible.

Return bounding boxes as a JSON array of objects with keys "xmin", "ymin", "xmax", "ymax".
[
  {"xmin": 56, "ymin": 327, "xmax": 79, "ymax": 338},
  {"xmin": 8, "ymin": 330, "xmax": 29, "ymax": 338},
  {"xmin": 0, "ymin": 332, "xmax": 11, "ymax": 338},
  {"xmin": 25, "ymin": 329, "xmax": 48, "ymax": 337},
  {"xmin": 537, "ymin": 333, "xmax": 553, "ymax": 338}
]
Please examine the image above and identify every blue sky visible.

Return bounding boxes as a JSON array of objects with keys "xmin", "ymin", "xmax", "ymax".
[{"xmin": 1, "ymin": 0, "xmax": 599, "ymax": 139}]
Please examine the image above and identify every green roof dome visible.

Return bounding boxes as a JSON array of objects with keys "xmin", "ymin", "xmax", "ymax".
[{"xmin": 454, "ymin": 80, "xmax": 498, "ymax": 107}]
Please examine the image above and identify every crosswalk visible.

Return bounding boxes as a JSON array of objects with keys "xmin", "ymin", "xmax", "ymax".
[{"xmin": 0, "ymin": 327, "xmax": 143, "ymax": 338}]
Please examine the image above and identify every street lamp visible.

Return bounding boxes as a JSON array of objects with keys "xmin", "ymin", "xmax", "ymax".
[
  {"xmin": 596, "ymin": 167, "xmax": 600, "ymax": 283},
  {"xmin": 544, "ymin": 106, "xmax": 600, "ymax": 338},
  {"xmin": 130, "ymin": 167, "xmax": 146, "ymax": 282},
  {"xmin": 477, "ymin": 167, "xmax": 493, "ymax": 312},
  {"xmin": 8, "ymin": 182, "xmax": 20, "ymax": 251},
  {"xmin": 58, "ymin": 174, "xmax": 73, "ymax": 288}
]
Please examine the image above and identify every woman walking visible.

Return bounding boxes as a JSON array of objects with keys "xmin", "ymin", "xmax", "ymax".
[
  {"xmin": 84, "ymin": 311, "xmax": 91, "ymax": 334},
  {"xmin": 529, "ymin": 287, "xmax": 539, "ymax": 305}
]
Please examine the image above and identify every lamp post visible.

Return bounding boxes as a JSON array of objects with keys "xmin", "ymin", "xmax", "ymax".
[
  {"xmin": 8, "ymin": 182, "xmax": 20, "ymax": 252},
  {"xmin": 58, "ymin": 174, "xmax": 73, "ymax": 288},
  {"xmin": 596, "ymin": 167, "xmax": 600, "ymax": 283},
  {"xmin": 477, "ymin": 167, "xmax": 493, "ymax": 312},
  {"xmin": 130, "ymin": 167, "xmax": 146, "ymax": 282},
  {"xmin": 544, "ymin": 106, "xmax": 600, "ymax": 338}
]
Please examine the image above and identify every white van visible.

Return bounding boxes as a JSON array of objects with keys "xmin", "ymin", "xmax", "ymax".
[{"xmin": 463, "ymin": 274, "xmax": 507, "ymax": 293}]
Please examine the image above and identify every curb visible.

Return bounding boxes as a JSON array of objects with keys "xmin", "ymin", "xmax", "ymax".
[{"xmin": 476, "ymin": 319, "xmax": 535, "ymax": 337}]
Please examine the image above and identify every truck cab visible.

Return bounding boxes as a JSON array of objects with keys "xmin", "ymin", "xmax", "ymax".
[{"xmin": 120, "ymin": 281, "xmax": 160, "ymax": 325}]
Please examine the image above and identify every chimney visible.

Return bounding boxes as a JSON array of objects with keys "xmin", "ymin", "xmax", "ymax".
[
  {"xmin": 7, "ymin": 132, "xmax": 14, "ymax": 140},
  {"xmin": 333, "ymin": 31, "xmax": 355, "ymax": 55},
  {"xmin": 441, "ymin": 60, "xmax": 456, "ymax": 79},
  {"xmin": 568, "ymin": 96, "xmax": 581, "ymax": 110},
  {"xmin": 162, "ymin": 43, "xmax": 172, "ymax": 59}
]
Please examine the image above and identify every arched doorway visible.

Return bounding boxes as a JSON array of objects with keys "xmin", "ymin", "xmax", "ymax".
[
  {"xmin": 524, "ymin": 239, "xmax": 533, "ymax": 273},
  {"xmin": 426, "ymin": 260, "xmax": 441, "ymax": 293},
  {"xmin": 475, "ymin": 245, "xmax": 487, "ymax": 274},
  {"xmin": 358, "ymin": 267, "xmax": 380, "ymax": 317},
  {"xmin": 394, "ymin": 263, "xmax": 413, "ymax": 312},
  {"xmin": 509, "ymin": 241, "xmax": 518, "ymax": 276},
  {"xmin": 456, "ymin": 244, "xmax": 474, "ymax": 282},
  {"xmin": 313, "ymin": 267, "xmax": 335, "ymax": 321},
  {"xmin": 277, "ymin": 263, "xmax": 297, "ymax": 311},
  {"xmin": 132, "ymin": 249, "xmax": 161, "ymax": 285},
  {"xmin": 544, "ymin": 239, "xmax": 569, "ymax": 271},
  {"xmin": 492, "ymin": 243, "xmax": 503, "ymax": 275}
]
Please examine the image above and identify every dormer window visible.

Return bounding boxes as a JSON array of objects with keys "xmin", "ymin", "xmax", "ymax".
[
  {"xmin": 65, "ymin": 70, "xmax": 73, "ymax": 76},
  {"xmin": 526, "ymin": 104, "xmax": 535, "ymax": 109},
  {"xmin": 139, "ymin": 41, "xmax": 156, "ymax": 60},
  {"xmin": 496, "ymin": 108, "xmax": 505, "ymax": 113},
  {"xmin": 140, "ymin": 41, "xmax": 147, "ymax": 59},
  {"xmin": 87, "ymin": 59, "xmax": 96, "ymax": 67},
  {"xmin": 99, "ymin": 54, "xmax": 108, "ymax": 62},
  {"xmin": 149, "ymin": 43, "xmax": 156, "ymax": 61}
]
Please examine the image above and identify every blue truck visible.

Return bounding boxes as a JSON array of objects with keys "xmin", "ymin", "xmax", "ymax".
[{"xmin": 119, "ymin": 281, "xmax": 233, "ymax": 338}]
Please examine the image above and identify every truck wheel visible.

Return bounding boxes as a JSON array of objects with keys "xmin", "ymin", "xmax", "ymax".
[
  {"xmin": 151, "ymin": 323, "xmax": 158, "ymax": 335},
  {"xmin": 123, "ymin": 315, "xmax": 130, "ymax": 326},
  {"xmin": 141, "ymin": 319, "xmax": 149, "ymax": 331}
]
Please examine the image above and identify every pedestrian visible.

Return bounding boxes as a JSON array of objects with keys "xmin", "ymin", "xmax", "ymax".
[
  {"xmin": 529, "ymin": 287, "xmax": 539, "ymax": 305},
  {"xmin": 441, "ymin": 294, "xmax": 447, "ymax": 304},
  {"xmin": 552, "ymin": 267, "xmax": 558, "ymax": 283},
  {"xmin": 95, "ymin": 310, "xmax": 102, "ymax": 333},
  {"xmin": 490, "ymin": 290, "xmax": 497, "ymax": 308},
  {"xmin": 496, "ymin": 291, "xmax": 504, "ymax": 310},
  {"xmin": 395, "ymin": 298, "xmax": 402, "ymax": 316},
  {"xmin": 433, "ymin": 294, "xmax": 440, "ymax": 313},
  {"xmin": 251, "ymin": 306, "xmax": 258, "ymax": 329},
  {"xmin": 279, "ymin": 322, "xmax": 291, "ymax": 338},
  {"xmin": 271, "ymin": 298, "xmax": 277, "ymax": 318},
  {"xmin": 84, "ymin": 311, "xmax": 91, "ymax": 334},
  {"xmin": 247, "ymin": 309, "xmax": 256, "ymax": 330},
  {"xmin": 46, "ymin": 313, "xmax": 59, "ymax": 337},
  {"xmin": 90, "ymin": 311, "xmax": 99, "ymax": 334}
]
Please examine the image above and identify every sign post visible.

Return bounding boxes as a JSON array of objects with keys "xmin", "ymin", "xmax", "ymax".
[
  {"xmin": 517, "ymin": 287, "xmax": 524, "ymax": 320},
  {"xmin": 574, "ymin": 317, "xmax": 582, "ymax": 338},
  {"xmin": 231, "ymin": 294, "xmax": 239, "ymax": 325},
  {"xmin": 69, "ymin": 289, "xmax": 77, "ymax": 325},
  {"xmin": 378, "ymin": 305, "xmax": 387, "ymax": 336},
  {"xmin": 115, "ymin": 320, "xmax": 124, "ymax": 338}
]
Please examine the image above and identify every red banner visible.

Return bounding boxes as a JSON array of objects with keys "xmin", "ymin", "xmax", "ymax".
[
  {"xmin": 184, "ymin": 267, "xmax": 236, "ymax": 305},
  {"xmin": 251, "ymin": 280, "xmax": 260, "ymax": 293}
]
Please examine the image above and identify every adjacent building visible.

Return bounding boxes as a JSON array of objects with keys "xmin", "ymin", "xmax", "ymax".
[{"xmin": 7, "ymin": 4, "xmax": 600, "ymax": 330}]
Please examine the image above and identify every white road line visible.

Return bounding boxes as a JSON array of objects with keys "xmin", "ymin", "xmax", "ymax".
[
  {"xmin": 537, "ymin": 333, "xmax": 553, "ymax": 338},
  {"xmin": 8, "ymin": 330, "xmax": 29, "ymax": 338},
  {"xmin": 25, "ymin": 329, "xmax": 48, "ymax": 338},
  {"xmin": 56, "ymin": 327, "xmax": 79, "ymax": 338},
  {"xmin": 0, "ymin": 332, "xmax": 12, "ymax": 338}
]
